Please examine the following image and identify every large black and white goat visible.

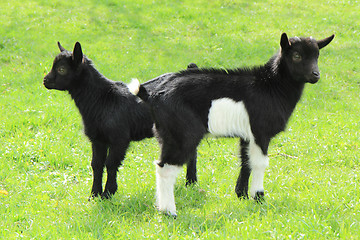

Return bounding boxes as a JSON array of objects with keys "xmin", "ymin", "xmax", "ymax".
[
  {"xmin": 135, "ymin": 33, "xmax": 334, "ymax": 216},
  {"xmin": 43, "ymin": 42, "xmax": 198, "ymax": 199}
]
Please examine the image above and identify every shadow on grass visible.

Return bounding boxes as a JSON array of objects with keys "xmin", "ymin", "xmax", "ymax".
[
  {"xmin": 89, "ymin": 189, "xmax": 156, "ymax": 219},
  {"xmin": 82, "ymin": 185, "xmax": 347, "ymax": 238},
  {"xmin": 88, "ymin": 183, "xmax": 270, "ymax": 222},
  {"xmin": 88, "ymin": 181, "xmax": 345, "ymax": 223},
  {"xmin": 88, "ymin": 183, "xmax": 209, "ymax": 219}
]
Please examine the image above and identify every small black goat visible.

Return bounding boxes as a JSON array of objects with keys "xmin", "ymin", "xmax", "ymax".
[
  {"xmin": 43, "ymin": 42, "xmax": 198, "ymax": 199},
  {"xmin": 135, "ymin": 33, "xmax": 334, "ymax": 216}
]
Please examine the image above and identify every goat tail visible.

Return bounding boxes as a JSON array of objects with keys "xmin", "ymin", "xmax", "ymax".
[
  {"xmin": 127, "ymin": 78, "xmax": 150, "ymax": 101},
  {"xmin": 127, "ymin": 78, "xmax": 141, "ymax": 95}
]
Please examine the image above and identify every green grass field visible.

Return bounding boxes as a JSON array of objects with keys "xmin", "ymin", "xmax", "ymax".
[{"xmin": 1, "ymin": 0, "xmax": 359, "ymax": 239}]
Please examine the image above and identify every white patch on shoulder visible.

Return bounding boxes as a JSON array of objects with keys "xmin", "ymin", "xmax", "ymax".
[
  {"xmin": 127, "ymin": 78, "xmax": 140, "ymax": 95},
  {"xmin": 207, "ymin": 98, "xmax": 253, "ymax": 140}
]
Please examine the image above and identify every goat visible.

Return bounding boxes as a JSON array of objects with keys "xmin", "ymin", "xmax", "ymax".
[
  {"xmin": 135, "ymin": 33, "xmax": 334, "ymax": 217},
  {"xmin": 43, "ymin": 42, "xmax": 199, "ymax": 199}
]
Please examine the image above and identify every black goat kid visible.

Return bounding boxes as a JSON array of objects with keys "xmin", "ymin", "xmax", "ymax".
[
  {"xmin": 135, "ymin": 33, "xmax": 334, "ymax": 217},
  {"xmin": 43, "ymin": 42, "xmax": 198, "ymax": 199}
]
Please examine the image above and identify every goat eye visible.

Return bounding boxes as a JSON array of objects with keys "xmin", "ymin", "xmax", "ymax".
[
  {"xmin": 292, "ymin": 52, "xmax": 302, "ymax": 62},
  {"xmin": 57, "ymin": 66, "xmax": 67, "ymax": 75}
]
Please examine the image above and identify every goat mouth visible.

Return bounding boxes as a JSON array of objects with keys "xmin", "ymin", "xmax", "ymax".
[
  {"xmin": 306, "ymin": 76, "xmax": 320, "ymax": 84},
  {"xmin": 307, "ymin": 79, "xmax": 319, "ymax": 84},
  {"xmin": 43, "ymin": 79, "xmax": 56, "ymax": 89}
]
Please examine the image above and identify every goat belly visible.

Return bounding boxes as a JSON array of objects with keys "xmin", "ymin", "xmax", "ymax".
[{"xmin": 207, "ymin": 98, "xmax": 253, "ymax": 140}]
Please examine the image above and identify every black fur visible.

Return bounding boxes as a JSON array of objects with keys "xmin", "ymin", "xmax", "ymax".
[
  {"xmin": 138, "ymin": 33, "xmax": 334, "ymax": 204},
  {"xmin": 43, "ymin": 42, "xmax": 199, "ymax": 198}
]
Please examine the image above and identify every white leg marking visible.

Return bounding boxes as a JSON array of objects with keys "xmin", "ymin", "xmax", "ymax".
[
  {"xmin": 207, "ymin": 98, "xmax": 252, "ymax": 139},
  {"xmin": 248, "ymin": 141, "xmax": 269, "ymax": 198},
  {"xmin": 155, "ymin": 162, "xmax": 182, "ymax": 216}
]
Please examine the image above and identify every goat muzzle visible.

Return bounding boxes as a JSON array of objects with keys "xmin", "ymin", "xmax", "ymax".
[
  {"xmin": 43, "ymin": 77, "xmax": 55, "ymax": 89},
  {"xmin": 306, "ymin": 71, "xmax": 320, "ymax": 84}
]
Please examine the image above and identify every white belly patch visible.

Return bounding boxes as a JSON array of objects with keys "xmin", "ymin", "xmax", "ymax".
[{"xmin": 207, "ymin": 98, "xmax": 253, "ymax": 140}]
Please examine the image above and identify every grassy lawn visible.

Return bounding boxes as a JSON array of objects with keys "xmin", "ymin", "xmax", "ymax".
[{"xmin": 0, "ymin": 0, "xmax": 359, "ymax": 239}]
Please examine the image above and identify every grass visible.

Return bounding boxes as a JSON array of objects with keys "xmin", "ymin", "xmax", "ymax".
[{"xmin": 0, "ymin": 0, "xmax": 359, "ymax": 239}]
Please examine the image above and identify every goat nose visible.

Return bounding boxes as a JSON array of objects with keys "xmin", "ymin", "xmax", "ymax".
[{"xmin": 312, "ymin": 71, "xmax": 320, "ymax": 78}]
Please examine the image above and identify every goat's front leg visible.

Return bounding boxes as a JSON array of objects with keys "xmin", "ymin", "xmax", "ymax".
[
  {"xmin": 185, "ymin": 151, "xmax": 197, "ymax": 186},
  {"xmin": 235, "ymin": 139, "xmax": 251, "ymax": 199},
  {"xmin": 248, "ymin": 140, "xmax": 269, "ymax": 202},
  {"xmin": 90, "ymin": 141, "xmax": 108, "ymax": 198},
  {"xmin": 102, "ymin": 143, "xmax": 128, "ymax": 199}
]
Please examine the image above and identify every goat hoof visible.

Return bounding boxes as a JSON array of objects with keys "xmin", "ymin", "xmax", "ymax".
[
  {"xmin": 100, "ymin": 191, "xmax": 113, "ymax": 200},
  {"xmin": 88, "ymin": 195, "xmax": 96, "ymax": 202},
  {"xmin": 185, "ymin": 179, "xmax": 197, "ymax": 186},
  {"xmin": 89, "ymin": 191, "xmax": 102, "ymax": 201},
  {"xmin": 157, "ymin": 208, "xmax": 177, "ymax": 219},
  {"xmin": 236, "ymin": 190, "xmax": 249, "ymax": 200},
  {"xmin": 164, "ymin": 211, "xmax": 177, "ymax": 219},
  {"xmin": 254, "ymin": 191, "xmax": 265, "ymax": 203},
  {"xmin": 238, "ymin": 195, "xmax": 249, "ymax": 200}
]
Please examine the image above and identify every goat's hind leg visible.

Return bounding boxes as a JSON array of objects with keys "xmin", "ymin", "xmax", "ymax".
[
  {"xmin": 185, "ymin": 151, "xmax": 197, "ymax": 186},
  {"xmin": 154, "ymin": 105, "xmax": 205, "ymax": 216},
  {"xmin": 156, "ymin": 144, "xmax": 201, "ymax": 217},
  {"xmin": 90, "ymin": 141, "xmax": 108, "ymax": 198},
  {"xmin": 155, "ymin": 161, "xmax": 182, "ymax": 217}
]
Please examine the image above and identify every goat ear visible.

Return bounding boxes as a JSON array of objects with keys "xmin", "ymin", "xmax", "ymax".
[
  {"xmin": 72, "ymin": 42, "xmax": 83, "ymax": 66},
  {"xmin": 58, "ymin": 42, "xmax": 66, "ymax": 52},
  {"xmin": 317, "ymin": 34, "xmax": 335, "ymax": 49},
  {"xmin": 280, "ymin": 33, "xmax": 291, "ymax": 50}
]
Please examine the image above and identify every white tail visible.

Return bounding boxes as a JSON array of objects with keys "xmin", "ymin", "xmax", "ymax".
[{"xmin": 127, "ymin": 78, "xmax": 141, "ymax": 95}]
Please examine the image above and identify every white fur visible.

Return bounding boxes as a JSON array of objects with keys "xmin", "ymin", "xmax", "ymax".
[
  {"xmin": 208, "ymin": 98, "xmax": 253, "ymax": 140},
  {"xmin": 127, "ymin": 78, "xmax": 140, "ymax": 95},
  {"xmin": 207, "ymin": 98, "xmax": 269, "ymax": 198},
  {"xmin": 155, "ymin": 162, "xmax": 182, "ymax": 216},
  {"xmin": 293, "ymin": 36, "xmax": 301, "ymax": 42},
  {"xmin": 248, "ymin": 141, "xmax": 269, "ymax": 198}
]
